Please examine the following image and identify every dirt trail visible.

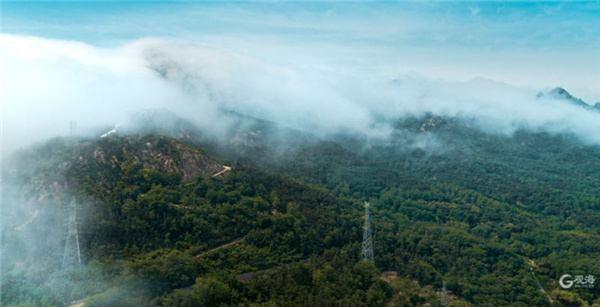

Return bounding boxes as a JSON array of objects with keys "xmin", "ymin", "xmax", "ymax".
[
  {"xmin": 193, "ymin": 238, "xmax": 243, "ymax": 258},
  {"xmin": 212, "ymin": 166, "xmax": 232, "ymax": 178},
  {"xmin": 69, "ymin": 299, "xmax": 85, "ymax": 307}
]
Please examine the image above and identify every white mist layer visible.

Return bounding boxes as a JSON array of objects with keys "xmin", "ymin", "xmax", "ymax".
[{"xmin": 2, "ymin": 34, "xmax": 599, "ymax": 157}]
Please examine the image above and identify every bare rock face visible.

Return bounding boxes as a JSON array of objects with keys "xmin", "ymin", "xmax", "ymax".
[
  {"xmin": 86, "ymin": 135, "xmax": 227, "ymax": 183},
  {"xmin": 7, "ymin": 135, "xmax": 226, "ymax": 208},
  {"xmin": 136, "ymin": 137, "xmax": 223, "ymax": 182},
  {"xmin": 419, "ymin": 115, "xmax": 448, "ymax": 132}
]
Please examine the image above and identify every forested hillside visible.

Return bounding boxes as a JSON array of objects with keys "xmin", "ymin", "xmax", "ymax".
[
  {"xmin": 2, "ymin": 123, "xmax": 600, "ymax": 306},
  {"xmin": 3, "ymin": 1, "xmax": 600, "ymax": 306}
]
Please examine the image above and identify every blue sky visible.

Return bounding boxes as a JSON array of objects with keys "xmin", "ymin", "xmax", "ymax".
[
  {"xmin": 3, "ymin": 1, "xmax": 598, "ymax": 96},
  {"xmin": 1, "ymin": 1, "xmax": 599, "ymax": 154},
  {"xmin": 3, "ymin": 1, "xmax": 598, "ymax": 48}
]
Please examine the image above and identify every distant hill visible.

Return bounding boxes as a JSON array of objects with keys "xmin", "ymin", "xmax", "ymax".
[{"xmin": 538, "ymin": 87, "xmax": 600, "ymax": 111}]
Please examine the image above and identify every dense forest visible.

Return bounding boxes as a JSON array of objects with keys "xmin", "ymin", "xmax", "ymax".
[{"xmin": 2, "ymin": 112, "xmax": 600, "ymax": 306}]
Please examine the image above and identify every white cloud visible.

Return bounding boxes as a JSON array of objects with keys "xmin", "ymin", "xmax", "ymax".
[
  {"xmin": 1, "ymin": 35, "xmax": 190, "ymax": 155},
  {"xmin": 2, "ymin": 33, "xmax": 599, "ymax": 158}
]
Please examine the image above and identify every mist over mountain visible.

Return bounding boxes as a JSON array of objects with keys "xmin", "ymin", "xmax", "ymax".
[
  {"xmin": 3, "ymin": 111, "xmax": 600, "ymax": 306},
  {"xmin": 2, "ymin": 1, "xmax": 600, "ymax": 306},
  {"xmin": 538, "ymin": 87, "xmax": 600, "ymax": 111},
  {"xmin": 2, "ymin": 33, "xmax": 600, "ymax": 156}
]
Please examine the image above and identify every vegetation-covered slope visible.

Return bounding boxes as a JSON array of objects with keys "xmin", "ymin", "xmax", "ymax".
[{"xmin": 2, "ymin": 127, "xmax": 600, "ymax": 306}]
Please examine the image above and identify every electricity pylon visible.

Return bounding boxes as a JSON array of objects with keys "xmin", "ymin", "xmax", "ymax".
[
  {"xmin": 69, "ymin": 120, "xmax": 76, "ymax": 138},
  {"xmin": 442, "ymin": 280, "xmax": 450, "ymax": 307},
  {"xmin": 62, "ymin": 197, "xmax": 81, "ymax": 268},
  {"xmin": 361, "ymin": 202, "xmax": 374, "ymax": 264}
]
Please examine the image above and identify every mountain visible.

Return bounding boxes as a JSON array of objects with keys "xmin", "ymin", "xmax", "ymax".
[
  {"xmin": 538, "ymin": 87, "xmax": 599, "ymax": 111},
  {"xmin": 2, "ymin": 104, "xmax": 600, "ymax": 306}
]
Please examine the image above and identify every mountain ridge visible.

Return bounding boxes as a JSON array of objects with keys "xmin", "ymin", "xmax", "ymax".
[
  {"xmin": 2, "ymin": 100, "xmax": 600, "ymax": 306},
  {"xmin": 538, "ymin": 87, "xmax": 600, "ymax": 111}
]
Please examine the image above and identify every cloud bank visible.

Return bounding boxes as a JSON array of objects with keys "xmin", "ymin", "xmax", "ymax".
[
  {"xmin": 2, "ymin": 2, "xmax": 599, "ymax": 156},
  {"xmin": 2, "ymin": 34, "xmax": 598, "ymax": 158}
]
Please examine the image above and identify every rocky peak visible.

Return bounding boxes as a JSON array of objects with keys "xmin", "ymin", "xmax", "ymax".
[{"xmin": 538, "ymin": 87, "xmax": 596, "ymax": 111}]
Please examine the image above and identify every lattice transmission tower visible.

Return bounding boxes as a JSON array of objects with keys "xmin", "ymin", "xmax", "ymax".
[
  {"xmin": 361, "ymin": 202, "xmax": 374, "ymax": 264},
  {"xmin": 441, "ymin": 280, "xmax": 450, "ymax": 307},
  {"xmin": 62, "ymin": 197, "xmax": 81, "ymax": 268},
  {"xmin": 69, "ymin": 120, "xmax": 77, "ymax": 138}
]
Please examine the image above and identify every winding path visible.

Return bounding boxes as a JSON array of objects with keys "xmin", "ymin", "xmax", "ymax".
[
  {"xmin": 193, "ymin": 238, "xmax": 243, "ymax": 259},
  {"xmin": 212, "ymin": 166, "xmax": 232, "ymax": 178}
]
